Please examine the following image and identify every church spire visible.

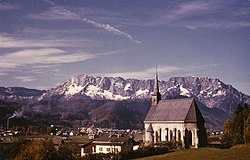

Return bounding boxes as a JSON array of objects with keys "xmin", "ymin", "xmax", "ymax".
[
  {"xmin": 153, "ymin": 66, "xmax": 159, "ymax": 94},
  {"xmin": 152, "ymin": 66, "xmax": 161, "ymax": 106}
]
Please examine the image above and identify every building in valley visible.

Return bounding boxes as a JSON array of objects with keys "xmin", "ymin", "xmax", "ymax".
[
  {"xmin": 144, "ymin": 71, "xmax": 207, "ymax": 148},
  {"xmin": 81, "ymin": 134, "xmax": 138, "ymax": 156}
]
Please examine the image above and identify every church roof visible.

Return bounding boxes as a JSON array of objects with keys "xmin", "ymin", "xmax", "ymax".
[{"xmin": 144, "ymin": 98, "xmax": 204, "ymax": 123}]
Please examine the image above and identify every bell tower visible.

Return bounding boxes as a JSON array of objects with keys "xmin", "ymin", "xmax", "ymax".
[{"xmin": 151, "ymin": 66, "xmax": 161, "ymax": 106}]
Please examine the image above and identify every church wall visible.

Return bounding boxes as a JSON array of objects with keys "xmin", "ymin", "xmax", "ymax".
[
  {"xmin": 145, "ymin": 122, "xmax": 186, "ymax": 143},
  {"xmin": 185, "ymin": 123, "xmax": 197, "ymax": 130},
  {"xmin": 184, "ymin": 123, "xmax": 199, "ymax": 148},
  {"xmin": 145, "ymin": 122, "xmax": 202, "ymax": 148}
]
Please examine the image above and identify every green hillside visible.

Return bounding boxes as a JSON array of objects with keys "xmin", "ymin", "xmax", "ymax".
[{"xmin": 134, "ymin": 144, "xmax": 250, "ymax": 160}]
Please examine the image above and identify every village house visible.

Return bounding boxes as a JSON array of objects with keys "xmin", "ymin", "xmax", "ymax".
[
  {"xmin": 144, "ymin": 71, "xmax": 207, "ymax": 148},
  {"xmin": 81, "ymin": 134, "xmax": 138, "ymax": 156}
]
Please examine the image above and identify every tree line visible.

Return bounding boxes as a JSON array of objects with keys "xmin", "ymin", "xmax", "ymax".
[{"xmin": 222, "ymin": 103, "xmax": 250, "ymax": 146}]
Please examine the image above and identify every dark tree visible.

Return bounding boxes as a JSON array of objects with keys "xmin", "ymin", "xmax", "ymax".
[
  {"xmin": 222, "ymin": 104, "xmax": 250, "ymax": 146},
  {"xmin": 15, "ymin": 140, "xmax": 57, "ymax": 160}
]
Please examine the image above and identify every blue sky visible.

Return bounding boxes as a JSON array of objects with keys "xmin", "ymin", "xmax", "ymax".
[{"xmin": 1, "ymin": 0, "xmax": 250, "ymax": 95}]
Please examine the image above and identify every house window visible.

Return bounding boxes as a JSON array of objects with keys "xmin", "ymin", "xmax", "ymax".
[
  {"xmin": 99, "ymin": 147, "xmax": 103, "ymax": 152},
  {"xmin": 107, "ymin": 148, "xmax": 111, "ymax": 152}
]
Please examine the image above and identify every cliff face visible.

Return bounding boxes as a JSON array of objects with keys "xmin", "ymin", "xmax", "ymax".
[
  {"xmin": 1, "ymin": 75, "xmax": 249, "ymax": 130},
  {"xmin": 43, "ymin": 75, "xmax": 249, "ymax": 112}
]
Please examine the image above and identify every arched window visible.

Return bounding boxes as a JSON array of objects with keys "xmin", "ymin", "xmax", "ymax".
[
  {"xmin": 159, "ymin": 128, "xmax": 162, "ymax": 141},
  {"xmin": 184, "ymin": 128, "xmax": 192, "ymax": 148},
  {"xmin": 165, "ymin": 128, "xmax": 169, "ymax": 142},
  {"xmin": 178, "ymin": 130, "xmax": 181, "ymax": 142},
  {"xmin": 174, "ymin": 128, "xmax": 177, "ymax": 141},
  {"xmin": 155, "ymin": 131, "xmax": 159, "ymax": 142},
  {"xmin": 170, "ymin": 130, "xmax": 173, "ymax": 141},
  {"xmin": 189, "ymin": 131, "xmax": 192, "ymax": 146}
]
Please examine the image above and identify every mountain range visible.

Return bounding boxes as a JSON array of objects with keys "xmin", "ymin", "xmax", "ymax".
[{"xmin": 1, "ymin": 74, "xmax": 250, "ymax": 130}]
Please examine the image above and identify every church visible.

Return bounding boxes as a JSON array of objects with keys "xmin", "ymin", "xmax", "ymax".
[{"xmin": 144, "ymin": 72, "xmax": 207, "ymax": 148}]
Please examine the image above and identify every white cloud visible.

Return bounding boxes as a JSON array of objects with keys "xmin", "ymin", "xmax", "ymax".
[
  {"xmin": 94, "ymin": 64, "xmax": 218, "ymax": 80},
  {"xmin": 184, "ymin": 20, "xmax": 250, "ymax": 30},
  {"xmin": 14, "ymin": 76, "xmax": 38, "ymax": 82},
  {"xmin": 0, "ymin": 72, "xmax": 7, "ymax": 76},
  {"xmin": 148, "ymin": 1, "xmax": 250, "ymax": 30},
  {"xmin": 156, "ymin": 1, "xmax": 210, "ymax": 24},
  {"xmin": 0, "ymin": 48, "xmax": 109, "ymax": 70},
  {"xmin": 0, "ymin": 34, "xmax": 91, "ymax": 48},
  {"xmin": 29, "ymin": 1, "xmax": 141, "ymax": 43},
  {"xmin": 35, "ymin": 86, "xmax": 50, "ymax": 90},
  {"xmin": 44, "ymin": 0, "xmax": 56, "ymax": 6},
  {"xmin": 28, "ymin": 6, "xmax": 79, "ymax": 20},
  {"xmin": 173, "ymin": 1, "xmax": 209, "ymax": 17},
  {"xmin": 0, "ymin": 2, "xmax": 19, "ymax": 10},
  {"xmin": 0, "ymin": 48, "xmax": 121, "ymax": 73},
  {"xmin": 98, "ymin": 65, "xmax": 180, "ymax": 79}
]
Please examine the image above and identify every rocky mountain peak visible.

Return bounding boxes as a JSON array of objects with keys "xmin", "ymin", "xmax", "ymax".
[
  {"xmin": 41, "ymin": 75, "xmax": 250, "ymax": 111},
  {"xmin": 39, "ymin": 75, "xmax": 250, "ymax": 130},
  {"xmin": 0, "ymin": 87, "xmax": 45, "ymax": 103},
  {"xmin": 1, "ymin": 74, "xmax": 249, "ymax": 131}
]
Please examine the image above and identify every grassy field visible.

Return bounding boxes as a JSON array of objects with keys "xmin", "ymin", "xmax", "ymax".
[{"xmin": 134, "ymin": 144, "xmax": 250, "ymax": 160}]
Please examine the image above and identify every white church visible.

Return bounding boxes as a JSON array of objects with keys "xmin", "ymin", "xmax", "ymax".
[{"xmin": 144, "ymin": 72, "xmax": 207, "ymax": 148}]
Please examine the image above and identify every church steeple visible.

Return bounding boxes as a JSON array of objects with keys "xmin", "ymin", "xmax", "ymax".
[{"xmin": 152, "ymin": 66, "xmax": 161, "ymax": 106}]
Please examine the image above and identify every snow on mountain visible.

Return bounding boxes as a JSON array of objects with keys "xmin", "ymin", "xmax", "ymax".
[
  {"xmin": 43, "ymin": 74, "xmax": 153, "ymax": 100},
  {"xmin": 136, "ymin": 89, "xmax": 150, "ymax": 97},
  {"xmin": 180, "ymin": 85, "xmax": 192, "ymax": 97},
  {"xmin": 65, "ymin": 84, "xmax": 84, "ymax": 95},
  {"xmin": 85, "ymin": 84, "xmax": 130, "ymax": 100},
  {"xmin": 1, "ymin": 74, "xmax": 250, "ymax": 130},
  {"xmin": 124, "ymin": 83, "xmax": 132, "ymax": 91},
  {"xmin": 0, "ymin": 87, "xmax": 45, "ymax": 103},
  {"xmin": 42, "ymin": 74, "xmax": 250, "ymax": 113}
]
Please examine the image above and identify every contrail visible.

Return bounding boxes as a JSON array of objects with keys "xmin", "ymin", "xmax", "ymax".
[
  {"xmin": 81, "ymin": 18, "xmax": 141, "ymax": 44},
  {"xmin": 44, "ymin": 0, "xmax": 141, "ymax": 44}
]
